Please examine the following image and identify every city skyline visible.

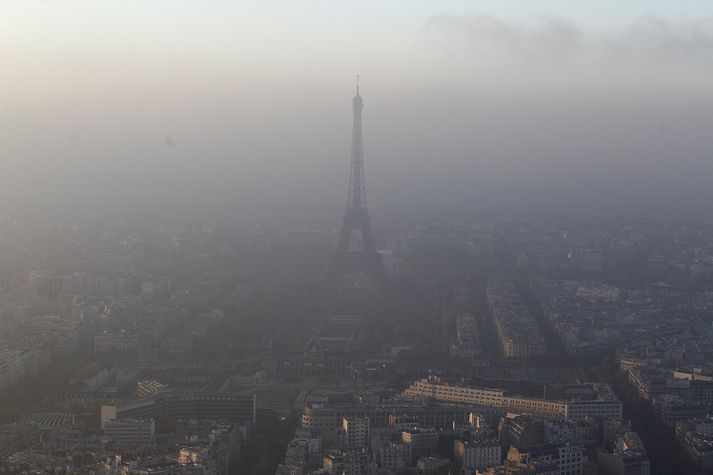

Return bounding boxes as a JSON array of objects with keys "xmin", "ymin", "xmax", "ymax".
[{"xmin": 2, "ymin": 3, "xmax": 713, "ymax": 474}]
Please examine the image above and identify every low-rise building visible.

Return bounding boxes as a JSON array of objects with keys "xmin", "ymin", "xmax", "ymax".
[
  {"xmin": 416, "ymin": 455, "xmax": 451, "ymax": 475},
  {"xmin": 676, "ymin": 417, "xmax": 713, "ymax": 472},
  {"xmin": 454, "ymin": 438, "xmax": 501, "ymax": 472},
  {"xmin": 103, "ymin": 418, "xmax": 155, "ymax": 448},
  {"xmin": 404, "ymin": 378, "xmax": 622, "ymax": 421},
  {"xmin": 378, "ymin": 441, "xmax": 411, "ymax": 470},
  {"xmin": 323, "ymin": 450, "xmax": 375, "ymax": 475},
  {"xmin": 598, "ymin": 432, "xmax": 650, "ymax": 475}
]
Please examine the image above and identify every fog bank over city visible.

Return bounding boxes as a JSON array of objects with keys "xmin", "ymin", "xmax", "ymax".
[
  {"xmin": 2, "ymin": 2, "xmax": 713, "ymax": 217},
  {"xmin": 6, "ymin": 3, "xmax": 713, "ymax": 473}
]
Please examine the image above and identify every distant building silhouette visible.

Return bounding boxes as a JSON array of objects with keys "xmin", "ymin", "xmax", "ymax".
[{"xmin": 329, "ymin": 79, "xmax": 384, "ymax": 285}]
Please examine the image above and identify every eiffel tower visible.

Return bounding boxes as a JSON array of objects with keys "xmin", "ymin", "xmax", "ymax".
[{"xmin": 330, "ymin": 79, "xmax": 384, "ymax": 282}]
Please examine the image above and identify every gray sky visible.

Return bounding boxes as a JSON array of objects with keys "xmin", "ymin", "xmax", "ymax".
[{"xmin": 1, "ymin": 1, "xmax": 713, "ymax": 216}]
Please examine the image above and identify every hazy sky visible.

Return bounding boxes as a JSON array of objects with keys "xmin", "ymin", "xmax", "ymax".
[{"xmin": 2, "ymin": 1, "xmax": 713, "ymax": 216}]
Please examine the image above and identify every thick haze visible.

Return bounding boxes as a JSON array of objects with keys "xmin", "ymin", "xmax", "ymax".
[{"xmin": 2, "ymin": 1, "xmax": 713, "ymax": 218}]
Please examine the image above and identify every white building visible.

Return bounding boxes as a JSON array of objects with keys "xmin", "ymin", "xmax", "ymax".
[{"xmin": 404, "ymin": 378, "xmax": 622, "ymax": 421}]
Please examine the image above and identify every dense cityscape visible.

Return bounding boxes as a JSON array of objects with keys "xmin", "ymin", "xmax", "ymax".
[
  {"xmin": 4, "ymin": 2, "xmax": 713, "ymax": 474},
  {"xmin": 2, "ymin": 77, "xmax": 713, "ymax": 474}
]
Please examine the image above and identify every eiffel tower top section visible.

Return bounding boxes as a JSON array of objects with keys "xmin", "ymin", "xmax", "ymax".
[{"xmin": 346, "ymin": 76, "xmax": 367, "ymax": 214}]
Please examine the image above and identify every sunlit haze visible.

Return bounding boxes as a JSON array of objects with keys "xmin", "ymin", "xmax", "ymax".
[
  {"xmin": 4, "ymin": 3, "xmax": 713, "ymax": 474},
  {"xmin": 1, "ymin": 1, "xmax": 711, "ymax": 218}
]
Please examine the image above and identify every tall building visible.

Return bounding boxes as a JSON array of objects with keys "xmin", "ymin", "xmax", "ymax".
[{"xmin": 330, "ymin": 79, "xmax": 384, "ymax": 283}]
